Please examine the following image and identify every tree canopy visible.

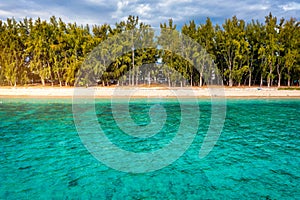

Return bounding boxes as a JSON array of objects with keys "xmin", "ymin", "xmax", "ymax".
[{"xmin": 0, "ymin": 14, "xmax": 299, "ymax": 87}]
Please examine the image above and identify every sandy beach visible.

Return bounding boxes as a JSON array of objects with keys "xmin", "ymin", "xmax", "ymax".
[{"xmin": 0, "ymin": 86, "xmax": 300, "ymax": 98}]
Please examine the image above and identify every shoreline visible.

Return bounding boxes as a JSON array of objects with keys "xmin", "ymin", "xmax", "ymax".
[{"xmin": 0, "ymin": 86, "xmax": 300, "ymax": 98}]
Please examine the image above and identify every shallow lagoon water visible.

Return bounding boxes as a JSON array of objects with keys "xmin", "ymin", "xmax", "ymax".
[{"xmin": 0, "ymin": 98, "xmax": 299, "ymax": 199}]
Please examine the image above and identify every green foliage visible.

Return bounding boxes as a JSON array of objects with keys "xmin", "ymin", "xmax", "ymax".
[{"xmin": 0, "ymin": 14, "xmax": 299, "ymax": 87}]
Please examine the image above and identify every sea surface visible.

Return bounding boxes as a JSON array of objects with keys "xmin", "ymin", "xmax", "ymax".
[{"xmin": 0, "ymin": 98, "xmax": 299, "ymax": 199}]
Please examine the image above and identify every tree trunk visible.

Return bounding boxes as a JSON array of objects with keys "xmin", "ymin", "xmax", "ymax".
[
  {"xmin": 132, "ymin": 41, "xmax": 135, "ymax": 86},
  {"xmin": 168, "ymin": 72, "xmax": 171, "ymax": 87},
  {"xmin": 260, "ymin": 75, "xmax": 263, "ymax": 87},
  {"xmin": 267, "ymin": 63, "xmax": 273, "ymax": 88},
  {"xmin": 229, "ymin": 77, "xmax": 233, "ymax": 87},
  {"xmin": 129, "ymin": 70, "xmax": 131, "ymax": 86},
  {"xmin": 136, "ymin": 68, "xmax": 139, "ymax": 86},
  {"xmin": 41, "ymin": 78, "xmax": 45, "ymax": 86},
  {"xmin": 148, "ymin": 71, "xmax": 151, "ymax": 86},
  {"xmin": 271, "ymin": 78, "xmax": 273, "ymax": 87},
  {"xmin": 248, "ymin": 72, "xmax": 251, "ymax": 87},
  {"xmin": 229, "ymin": 68, "xmax": 233, "ymax": 87},
  {"xmin": 131, "ymin": 69, "xmax": 135, "ymax": 86},
  {"xmin": 199, "ymin": 72, "xmax": 203, "ymax": 87},
  {"xmin": 277, "ymin": 64, "xmax": 280, "ymax": 87},
  {"xmin": 50, "ymin": 73, "xmax": 54, "ymax": 87},
  {"xmin": 190, "ymin": 74, "xmax": 193, "ymax": 87},
  {"xmin": 228, "ymin": 61, "xmax": 233, "ymax": 87},
  {"xmin": 287, "ymin": 69, "xmax": 291, "ymax": 87},
  {"xmin": 56, "ymin": 72, "xmax": 62, "ymax": 87}
]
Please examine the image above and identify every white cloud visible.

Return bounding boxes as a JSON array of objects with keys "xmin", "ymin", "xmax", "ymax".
[
  {"xmin": 135, "ymin": 4, "xmax": 151, "ymax": 18},
  {"xmin": 84, "ymin": 0, "xmax": 108, "ymax": 6},
  {"xmin": 248, "ymin": 4, "xmax": 270, "ymax": 11},
  {"xmin": 117, "ymin": 0, "xmax": 129, "ymax": 10},
  {"xmin": 279, "ymin": 2, "xmax": 300, "ymax": 11},
  {"xmin": 0, "ymin": 10, "xmax": 13, "ymax": 16},
  {"xmin": 0, "ymin": 0, "xmax": 298, "ymax": 28},
  {"xmin": 112, "ymin": 0, "xmax": 130, "ymax": 19}
]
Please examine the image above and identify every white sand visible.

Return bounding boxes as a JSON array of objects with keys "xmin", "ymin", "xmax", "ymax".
[{"xmin": 0, "ymin": 87, "xmax": 300, "ymax": 98}]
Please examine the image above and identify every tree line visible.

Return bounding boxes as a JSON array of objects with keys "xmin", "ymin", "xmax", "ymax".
[{"xmin": 0, "ymin": 14, "xmax": 299, "ymax": 87}]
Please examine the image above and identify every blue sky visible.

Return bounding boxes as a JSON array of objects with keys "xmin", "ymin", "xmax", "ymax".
[{"xmin": 0, "ymin": 0, "xmax": 299, "ymax": 28}]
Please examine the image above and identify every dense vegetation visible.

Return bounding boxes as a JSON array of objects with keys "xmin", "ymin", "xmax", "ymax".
[{"xmin": 0, "ymin": 14, "xmax": 299, "ymax": 87}]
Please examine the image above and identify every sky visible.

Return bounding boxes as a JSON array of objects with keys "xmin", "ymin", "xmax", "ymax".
[{"xmin": 0, "ymin": 0, "xmax": 299, "ymax": 28}]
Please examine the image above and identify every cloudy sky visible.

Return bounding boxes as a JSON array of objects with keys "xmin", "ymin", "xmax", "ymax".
[{"xmin": 0, "ymin": 0, "xmax": 299, "ymax": 28}]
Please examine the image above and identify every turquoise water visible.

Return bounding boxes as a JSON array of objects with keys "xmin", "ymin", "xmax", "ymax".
[{"xmin": 0, "ymin": 98, "xmax": 299, "ymax": 199}]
